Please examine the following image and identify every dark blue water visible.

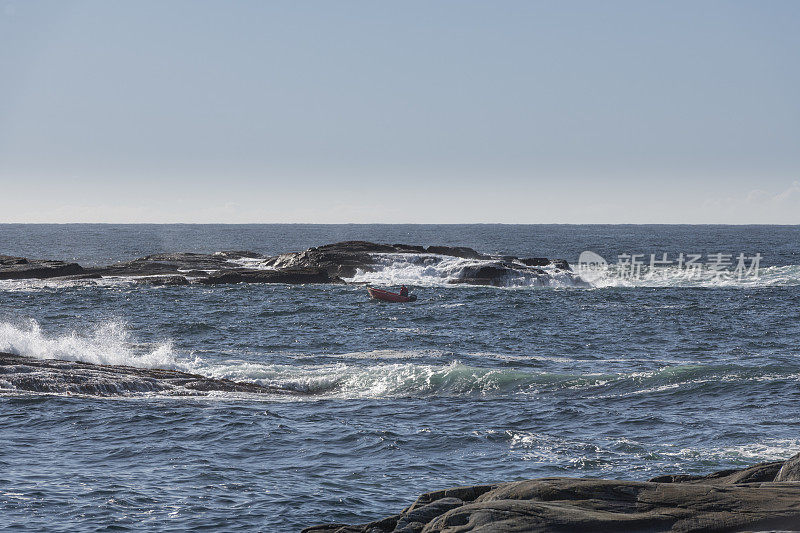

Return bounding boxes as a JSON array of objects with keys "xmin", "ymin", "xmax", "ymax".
[{"xmin": 1, "ymin": 224, "xmax": 799, "ymax": 531}]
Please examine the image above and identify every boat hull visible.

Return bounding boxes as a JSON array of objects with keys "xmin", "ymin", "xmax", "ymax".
[{"xmin": 367, "ymin": 287, "xmax": 417, "ymax": 302}]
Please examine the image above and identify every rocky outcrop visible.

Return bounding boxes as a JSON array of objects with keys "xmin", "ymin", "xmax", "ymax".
[
  {"xmin": 135, "ymin": 275, "xmax": 190, "ymax": 286},
  {"xmin": 197, "ymin": 268, "xmax": 343, "ymax": 285},
  {"xmin": 2, "ymin": 242, "xmax": 575, "ymax": 286},
  {"xmin": 425, "ymin": 246, "xmax": 488, "ymax": 260},
  {"xmin": 263, "ymin": 241, "xmax": 410, "ymax": 278},
  {"xmin": 304, "ymin": 454, "xmax": 800, "ymax": 532},
  {"xmin": 0, "ymin": 255, "xmax": 85, "ymax": 280},
  {"xmin": 648, "ymin": 460, "xmax": 785, "ymax": 485},
  {"xmin": 261, "ymin": 241, "xmax": 573, "ymax": 285},
  {"xmin": 0, "ymin": 352, "xmax": 294, "ymax": 396},
  {"xmin": 89, "ymin": 251, "xmax": 259, "ymax": 277},
  {"xmin": 447, "ymin": 261, "xmax": 550, "ymax": 286},
  {"xmin": 775, "ymin": 453, "xmax": 800, "ymax": 482}
]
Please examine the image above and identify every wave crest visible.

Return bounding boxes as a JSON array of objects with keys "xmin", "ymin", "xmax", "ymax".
[{"xmin": 0, "ymin": 319, "xmax": 180, "ymax": 369}]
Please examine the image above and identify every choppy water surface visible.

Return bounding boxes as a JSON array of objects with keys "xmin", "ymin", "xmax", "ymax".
[{"xmin": 1, "ymin": 224, "xmax": 799, "ymax": 531}]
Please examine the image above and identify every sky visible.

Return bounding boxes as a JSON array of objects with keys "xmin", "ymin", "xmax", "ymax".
[{"xmin": 1, "ymin": 1, "xmax": 799, "ymax": 223}]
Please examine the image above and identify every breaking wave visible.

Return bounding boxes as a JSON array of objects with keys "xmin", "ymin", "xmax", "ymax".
[
  {"xmin": 198, "ymin": 359, "xmax": 800, "ymax": 399},
  {"xmin": 3, "ymin": 320, "xmax": 799, "ymax": 398},
  {"xmin": 0, "ymin": 319, "xmax": 182, "ymax": 369}
]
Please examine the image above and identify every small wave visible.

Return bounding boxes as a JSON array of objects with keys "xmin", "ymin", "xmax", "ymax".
[
  {"xmin": 496, "ymin": 431, "xmax": 800, "ymax": 470},
  {"xmin": 204, "ymin": 360, "xmax": 800, "ymax": 399},
  {"xmin": 204, "ymin": 360, "xmax": 556, "ymax": 396}
]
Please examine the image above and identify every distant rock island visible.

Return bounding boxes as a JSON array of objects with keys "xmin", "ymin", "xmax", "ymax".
[
  {"xmin": 303, "ymin": 456, "xmax": 800, "ymax": 532},
  {"xmin": 1, "ymin": 241, "xmax": 576, "ymax": 286}
]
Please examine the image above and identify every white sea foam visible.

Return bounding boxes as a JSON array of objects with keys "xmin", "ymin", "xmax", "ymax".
[
  {"xmin": 346, "ymin": 252, "xmax": 580, "ymax": 288},
  {"xmin": 345, "ymin": 252, "xmax": 800, "ymax": 289},
  {"xmin": 203, "ymin": 360, "xmax": 539, "ymax": 396},
  {"xmin": 578, "ymin": 263, "xmax": 800, "ymax": 288},
  {"xmin": 2, "ymin": 320, "xmax": 798, "ymax": 399},
  {"xmin": 0, "ymin": 319, "xmax": 182, "ymax": 369},
  {"xmin": 503, "ymin": 431, "xmax": 800, "ymax": 467}
]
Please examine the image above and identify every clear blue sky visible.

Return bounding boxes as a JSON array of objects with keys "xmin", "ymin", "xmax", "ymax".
[{"xmin": 1, "ymin": 1, "xmax": 798, "ymax": 223}]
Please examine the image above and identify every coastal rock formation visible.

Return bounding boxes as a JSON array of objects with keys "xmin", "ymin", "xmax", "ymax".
[
  {"xmin": 88, "ymin": 251, "xmax": 262, "ymax": 277},
  {"xmin": 0, "ymin": 255, "xmax": 85, "ymax": 280},
  {"xmin": 775, "ymin": 453, "xmax": 800, "ymax": 482},
  {"xmin": 303, "ymin": 456, "xmax": 800, "ymax": 532},
  {"xmin": 261, "ymin": 241, "xmax": 574, "ymax": 285},
  {"xmin": 197, "ymin": 267, "xmax": 343, "ymax": 285},
  {"xmin": 0, "ymin": 352, "xmax": 292, "ymax": 396},
  {"xmin": 1, "ymin": 242, "xmax": 577, "ymax": 286},
  {"xmin": 135, "ymin": 275, "xmax": 190, "ymax": 286},
  {"xmin": 262, "ymin": 241, "xmax": 434, "ymax": 278}
]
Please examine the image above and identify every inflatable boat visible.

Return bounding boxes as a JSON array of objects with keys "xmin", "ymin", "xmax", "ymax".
[{"xmin": 367, "ymin": 287, "xmax": 417, "ymax": 302}]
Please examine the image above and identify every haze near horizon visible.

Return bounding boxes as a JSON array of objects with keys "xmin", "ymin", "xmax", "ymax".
[{"xmin": 1, "ymin": 1, "xmax": 799, "ymax": 223}]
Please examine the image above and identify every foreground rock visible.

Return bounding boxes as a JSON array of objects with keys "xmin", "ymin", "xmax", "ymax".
[
  {"xmin": 304, "ymin": 457, "xmax": 800, "ymax": 532},
  {"xmin": 0, "ymin": 352, "xmax": 293, "ymax": 396}
]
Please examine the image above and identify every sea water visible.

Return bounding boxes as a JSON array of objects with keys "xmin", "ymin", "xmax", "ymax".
[{"xmin": 1, "ymin": 224, "xmax": 799, "ymax": 531}]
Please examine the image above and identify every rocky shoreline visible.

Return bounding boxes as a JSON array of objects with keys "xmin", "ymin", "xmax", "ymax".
[
  {"xmin": 1, "ymin": 241, "xmax": 576, "ymax": 287},
  {"xmin": 303, "ymin": 456, "xmax": 800, "ymax": 532}
]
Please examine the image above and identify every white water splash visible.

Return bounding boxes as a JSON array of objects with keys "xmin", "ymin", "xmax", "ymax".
[
  {"xmin": 0, "ymin": 319, "xmax": 182, "ymax": 369},
  {"xmin": 346, "ymin": 252, "xmax": 579, "ymax": 288}
]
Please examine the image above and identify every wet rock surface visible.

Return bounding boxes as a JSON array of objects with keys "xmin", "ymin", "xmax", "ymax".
[
  {"xmin": 0, "ymin": 255, "xmax": 85, "ymax": 280},
  {"xmin": 197, "ymin": 267, "xmax": 342, "ymax": 285},
  {"xmin": 303, "ymin": 455, "xmax": 800, "ymax": 532},
  {"xmin": 1, "ymin": 241, "xmax": 575, "ymax": 286},
  {"xmin": 88, "ymin": 251, "xmax": 257, "ymax": 277},
  {"xmin": 0, "ymin": 353, "xmax": 293, "ymax": 396},
  {"xmin": 261, "ymin": 241, "xmax": 574, "ymax": 285},
  {"xmin": 135, "ymin": 275, "xmax": 190, "ymax": 286}
]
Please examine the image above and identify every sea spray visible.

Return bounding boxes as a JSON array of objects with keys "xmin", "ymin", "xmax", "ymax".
[{"xmin": 0, "ymin": 319, "xmax": 182, "ymax": 369}]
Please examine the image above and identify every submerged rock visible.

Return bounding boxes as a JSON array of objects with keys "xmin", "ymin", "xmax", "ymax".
[
  {"xmin": 304, "ymin": 457, "xmax": 800, "ymax": 532},
  {"xmin": 0, "ymin": 352, "xmax": 293, "ymax": 396}
]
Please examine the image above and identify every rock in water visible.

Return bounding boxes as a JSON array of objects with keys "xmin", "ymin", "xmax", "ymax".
[
  {"xmin": 0, "ymin": 255, "xmax": 85, "ymax": 280},
  {"xmin": 0, "ymin": 352, "xmax": 295, "ymax": 396},
  {"xmin": 89, "ymin": 252, "xmax": 254, "ymax": 277},
  {"xmin": 303, "ymin": 458, "xmax": 800, "ymax": 532},
  {"xmin": 136, "ymin": 275, "xmax": 190, "ymax": 286},
  {"xmin": 2, "ymin": 242, "xmax": 578, "ymax": 286},
  {"xmin": 196, "ymin": 268, "xmax": 342, "ymax": 285}
]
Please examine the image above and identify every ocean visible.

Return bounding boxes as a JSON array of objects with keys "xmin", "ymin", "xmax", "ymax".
[{"xmin": 1, "ymin": 224, "xmax": 799, "ymax": 531}]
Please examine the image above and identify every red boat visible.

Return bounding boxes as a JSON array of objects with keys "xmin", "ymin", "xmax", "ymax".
[{"xmin": 367, "ymin": 287, "xmax": 417, "ymax": 302}]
